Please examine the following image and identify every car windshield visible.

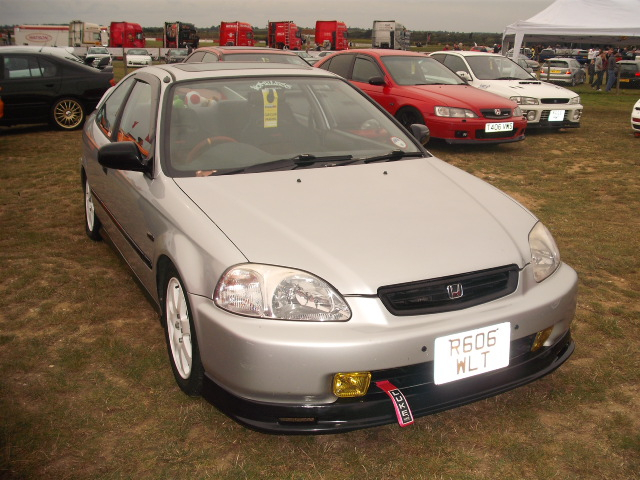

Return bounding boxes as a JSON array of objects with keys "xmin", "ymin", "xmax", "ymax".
[
  {"xmin": 466, "ymin": 55, "xmax": 534, "ymax": 80},
  {"xmin": 88, "ymin": 47, "xmax": 109, "ymax": 54},
  {"xmin": 128, "ymin": 49, "xmax": 148, "ymax": 55},
  {"xmin": 381, "ymin": 56, "xmax": 465, "ymax": 86},
  {"xmin": 164, "ymin": 76, "xmax": 422, "ymax": 177},
  {"xmin": 170, "ymin": 49, "xmax": 188, "ymax": 55},
  {"xmin": 223, "ymin": 53, "xmax": 309, "ymax": 65}
]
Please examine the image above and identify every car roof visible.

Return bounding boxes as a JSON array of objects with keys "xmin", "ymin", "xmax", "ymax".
[
  {"xmin": 139, "ymin": 61, "xmax": 333, "ymax": 82},
  {"xmin": 330, "ymin": 49, "xmax": 429, "ymax": 58},
  {"xmin": 190, "ymin": 46, "xmax": 300, "ymax": 56},
  {"xmin": 0, "ymin": 45, "xmax": 76, "ymax": 55},
  {"xmin": 431, "ymin": 51, "xmax": 503, "ymax": 58}
]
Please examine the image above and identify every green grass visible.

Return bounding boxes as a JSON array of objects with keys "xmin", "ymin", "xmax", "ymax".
[{"xmin": 0, "ymin": 85, "xmax": 639, "ymax": 479}]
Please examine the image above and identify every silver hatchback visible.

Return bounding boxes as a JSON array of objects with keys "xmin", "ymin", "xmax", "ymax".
[
  {"xmin": 81, "ymin": 62, "xmax": 577, "ymax": 433},
  {"xmin": 539, "ymin": 57, "xmax": 587, "ymax": 86}
]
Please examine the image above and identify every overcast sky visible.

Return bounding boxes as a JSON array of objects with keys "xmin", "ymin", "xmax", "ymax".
[{"xmin": 1, "ymin": 0, "xmax": 556, "ymax": 32}]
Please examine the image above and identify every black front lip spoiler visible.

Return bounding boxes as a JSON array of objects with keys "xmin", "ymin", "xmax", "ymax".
[{"xmin": 202, "ymin": 331, "xmax": 574, "ymax": 435}]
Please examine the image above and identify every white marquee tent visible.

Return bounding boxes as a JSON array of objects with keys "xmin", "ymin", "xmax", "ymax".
[{"xmin": 502, "ymin": 0, "xmax": 640, "ymax": 57}]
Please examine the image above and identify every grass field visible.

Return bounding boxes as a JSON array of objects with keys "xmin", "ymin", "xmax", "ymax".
[{"xmin": 0, "ymin": 81, "xmax": 638, "ymax": 479}]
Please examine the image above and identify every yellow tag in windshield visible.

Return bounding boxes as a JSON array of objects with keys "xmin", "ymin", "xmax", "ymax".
[{"xmin": 262, "ymin": 88, "xmax": 279, "ymax": 128}]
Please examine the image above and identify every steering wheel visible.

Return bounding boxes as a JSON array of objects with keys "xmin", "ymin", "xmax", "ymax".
[{"xmin": 186, "ymin": 136, "xmax": 237, "ymax": 163}]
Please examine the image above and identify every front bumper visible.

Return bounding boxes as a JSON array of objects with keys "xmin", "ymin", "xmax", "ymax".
[
  {"xmin": 202, "ymin": 330, "xmax": 574, "ymax": 434},
  {"xmin": 427, "ymin": 116, "xmax": 527, "ymax": 144},
  {"xmin": 192, "ymin": 263, "xmax": 578, "ymax": 433},
  {"xmin": 521, "ymin": 106, "xmax": 582, "ymax": 128}
]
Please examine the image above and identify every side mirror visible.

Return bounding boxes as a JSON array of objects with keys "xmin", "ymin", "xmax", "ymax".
[
  {"xmin": 368, "ymin": 76, "xmax": 386, "ymax": 86},
  {"xmin": 456, "ymin": 71, "xmax": 472, "ymax": 82},
  {"xmin": 410, "ymin": 124, "xmax": 430, "ymax": 146},
  {"xmin": 98, "ymin": 141, "xmax": 150, "ymax": 173}
]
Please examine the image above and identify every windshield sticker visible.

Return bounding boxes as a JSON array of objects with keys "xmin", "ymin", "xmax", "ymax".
[
  {"xmin": 262, "ymin": 88, "xmax": 279, "ymax": 128},
  {"xmin": 391, "ymin": 137, "xmax": 407, "ymax": 149},
  {"xmin": 250, "ymin": 80, "xmax": 292, "ymax": 91}
]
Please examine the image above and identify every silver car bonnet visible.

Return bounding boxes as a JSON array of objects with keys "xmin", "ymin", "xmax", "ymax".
[{"xmin": 174, "ymin": 157, "xmax": 536, "ymax": 295}]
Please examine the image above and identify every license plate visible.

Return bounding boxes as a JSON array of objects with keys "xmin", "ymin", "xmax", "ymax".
[
  {"xmin": 548, "ymin": 110, "xmax": 565, "ymax": 122},
  {"xmin": 550, "ymin": 69, "xmax": 561, "ymax": 74},
  {"xmin": 620, "ymin": 78, "xmax": 630, "ymax": 82},
  {"xmin": 434, "ymin": 322, "xmax": 510, "ymax": 385},
  {"xmin": 485, "ymin": 122, "xmax": 513, "ymax": 133}
]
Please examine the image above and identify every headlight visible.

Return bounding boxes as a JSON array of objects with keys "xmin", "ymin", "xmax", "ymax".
[
  {"xmin": 569, "ymin": 95, "xmax": 581, "ymax": 105},
  {"xmin": 514, "ymin": 106, "xmax": 523, "ymax": 117},
  {"xmin": 529, "ymin": 222, "xmax": 561, "ymax": 282},
  {"xmin": 510, "ymin": 96, "xmax": 539, "ymax": 106},
  {"xmin": 214, "ymin": 264, "xmax": 351, "ymax": 321},
  {"xmin": 434, "ymin": 106, "xmax": 478, "ymax": 118}
]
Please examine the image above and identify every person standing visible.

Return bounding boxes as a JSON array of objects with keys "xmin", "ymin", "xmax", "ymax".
[
  {"xmin": 591, "ymin": 50, "xmax": 606, "ymax": 91},
  {"xmin": 605, "ymin": 49, "xmax": 619, "ymax": 91}
]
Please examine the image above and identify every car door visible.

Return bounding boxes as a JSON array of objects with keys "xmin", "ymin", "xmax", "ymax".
[
  {"xmin": 0, "ymin": 53, "xmax": 61, "ymax": 123},
  {"xmin": 350, "ymin": 54, "xmax": 392, "ymax": 109},
  {"xmin": 88, "ymin": 73, "xmax": 161, "ymax": 288}
]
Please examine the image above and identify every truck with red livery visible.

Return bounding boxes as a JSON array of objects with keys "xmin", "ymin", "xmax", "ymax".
[
  {"xmin": 219, "ymin": 22, "xmax": 255, "ymax": 46},
  {"xmin": 267, "ymin": 21, "xmax": 302, "ymax": 50},
  {"xmin": 164, "ymin": 22, "xmax": 199, "ymax": 49},
  {"xmin": 109, "ymin": 22, "xmax": 145, "ymax": 48},
  {"xmin": 315, "ymin": 20, "xmax": 349, "ymax": 51}
]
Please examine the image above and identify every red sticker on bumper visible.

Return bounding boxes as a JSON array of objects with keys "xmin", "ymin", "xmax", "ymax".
[{"xmin": 376, "ymin": 380, "xmax": 414, "ymax": 427}]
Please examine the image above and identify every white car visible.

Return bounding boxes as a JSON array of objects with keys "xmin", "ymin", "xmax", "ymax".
[
  {"xmin": 126, "ymin": 48, "xmax": 153, "ymax": 68},
  {"xmin": 632, "ymin": 99, "xmax": 640, "ymax": 137},
  {"xmin": 85, "ymin": 46, "xmax": 111, "ymax": 68},
  {"xmin": 430, "ymin": 51, "xmax": 583, "ymax": 129}
]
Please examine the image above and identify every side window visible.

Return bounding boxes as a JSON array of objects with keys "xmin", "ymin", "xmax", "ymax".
[
  {"xmin": 321, "ymin": 54, "xmax": 353, "ymax": 79},
  {"xmin": 95, "ymin": 76, "xmax": 135, "ymax": 137},
  {"xmin": 118, "ymin": 81, "xmax": 153, "ymax": 156},
  {"xmin": 443, "ymin": 55, "xmax": 470, "ymax": 76},
  {"xmin": 185, "ymin": 51, "xmax": 205, "ymax": 63},
  {"xmin": 38, "ymin": 58, "xmax": 57, "ymax": 78},
  {"xmin": 4, "ymin": 55, "xmax": 41, "ymax": 78},
  {"xmin": 352, "ymin": 57, "xmax": 382, "ymax": 83},
  {"xmin": 201, "ymin": 52, "xmax": 219, "ymax": 63}
]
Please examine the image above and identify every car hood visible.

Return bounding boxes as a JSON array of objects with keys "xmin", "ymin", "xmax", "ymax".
[
  {"xmin": 174, "ymin": 158, "xmax": 536, "ymax": 295},
  {"xmin": 400, "ymin": 84, "xmax": 516, "ymax": 109},
  {"xmin": 470, "ymin": 78, "xmax": 580, "ymax": 100}
]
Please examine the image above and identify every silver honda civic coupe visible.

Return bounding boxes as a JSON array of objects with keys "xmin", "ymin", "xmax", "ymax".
[{"xmin": 81, "ymin": 62, "xmax": 577, "ymax": 433}]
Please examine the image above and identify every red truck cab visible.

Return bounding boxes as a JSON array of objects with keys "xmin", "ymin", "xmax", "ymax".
[
  {"xmin": 315, "ymin": 20, "xmax": 349, "ymax": 50},
  {"xmin": 267, "ymin": 21, "xmax": 302, "ymax": 50},
  {"xmin": 219, "ymin": 22, "xmax": 255, "ymax": 46}
]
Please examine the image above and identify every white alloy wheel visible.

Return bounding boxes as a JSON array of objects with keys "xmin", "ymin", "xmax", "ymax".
[
  {"xmin": 84, "ymin": 176, "xmax": 101, "ymax": 240},
  {"xmin": 166, "ymin": 277, "xmax": 193, "ymax": 379}
]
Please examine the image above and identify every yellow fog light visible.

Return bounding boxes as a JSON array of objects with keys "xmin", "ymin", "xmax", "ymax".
[
  {"xmin": 531, "ymin": 326, "xmax": 554, "ymax": 352},
  {"xmin": 332, "ymin": 372, "xmax": 371, "ymax": 398}
]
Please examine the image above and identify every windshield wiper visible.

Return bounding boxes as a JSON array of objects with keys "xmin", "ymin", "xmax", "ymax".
[
  {"xmin": 241, "ymin": 154, "xmax": 354, "ymax": 173},
  {"xmin": 362, "ymin": 150, "xmax": 424, "ymax": 164},
  {"xmin": 291, "ymin": 154, "xmax": 354, "ymax": 165}
]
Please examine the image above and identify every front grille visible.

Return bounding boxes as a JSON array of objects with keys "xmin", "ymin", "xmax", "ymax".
[
  {"xmin": 540, "ymin": 98, "xmax": 571, "ymax": 105},
  {"xmin": 480, "ymin": 108, "xmax": 512, "ymax": 120},
  {"xmin": 378, "ymin": 265, "xmax": 519, "ymax": 316}
]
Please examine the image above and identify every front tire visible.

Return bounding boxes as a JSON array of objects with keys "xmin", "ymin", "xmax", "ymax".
[
  {"xmin": 395, "ymin": 107, "xmax": 424, "ymax": 130},
  {"xmin": 51, "ymin": 98, "xmax": 85, "ymax": 130},
  {"xmin": 162, "ymin": 265, "xmax": 204, "ymax": 396},
  {"xmin": 83, "ymin": 176, "xmax": 102, "ymax": 241}
]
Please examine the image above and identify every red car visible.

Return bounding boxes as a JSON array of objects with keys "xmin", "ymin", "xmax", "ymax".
[{"xmin": 315, "ymin": 49, "xmax": 527, "ymax": 144}]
